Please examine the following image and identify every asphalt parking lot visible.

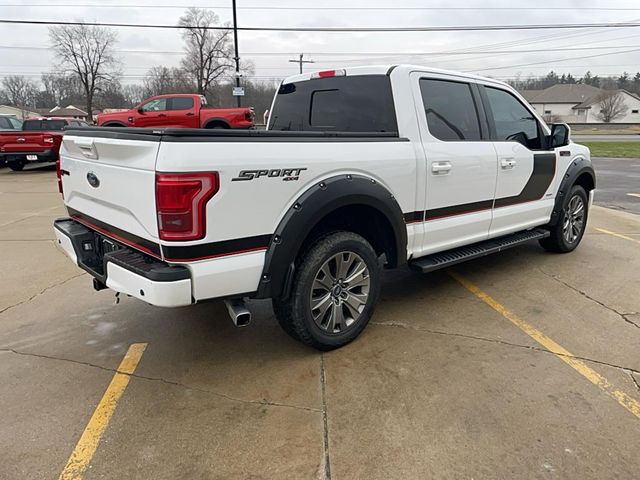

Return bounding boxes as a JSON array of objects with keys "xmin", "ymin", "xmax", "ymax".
[{"xmin": 1, "ymin": 163, "xmax": 639, "ymax": 479}]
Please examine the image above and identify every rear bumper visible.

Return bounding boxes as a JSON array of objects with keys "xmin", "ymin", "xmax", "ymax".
[
  {"xmin": 0, "ymin": 149, "xmax": 57, "ymax": 163},
  {"xmin": 54, "ymin": 218, "xmax": 193, "ymax": 307}
]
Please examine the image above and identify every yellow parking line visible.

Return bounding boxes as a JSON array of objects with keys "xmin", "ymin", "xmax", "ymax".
[
  {"xmin": 449, "ymin": 272, "xmax": 640, "ymax": 420},
  {"xmin": 58, "ymin": 343, "xmax": 147, "ymax": 480},
  {"xmin": 595, "ymin": 227, "xmax": 640, "ymax": 245}
]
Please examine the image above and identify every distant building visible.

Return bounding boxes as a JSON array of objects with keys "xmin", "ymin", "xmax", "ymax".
[
  {"xmin": 48, "ymin": 105, "xmax": 89, "ymax": 120},
  {"xmin": 520, "ymin": 84, "xmax": 640, "ymax": 123},
  {"xmin": 0, "ymin": 105, "xmax": 40, "ymax": 120}
]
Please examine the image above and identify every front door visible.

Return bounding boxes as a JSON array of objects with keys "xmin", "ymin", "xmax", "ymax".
[
  {"xmin": 134, "ymin": 97, "xmax": 169, "ymax": 128},
  {"xmin": 480, "ymin": 85, "xmax": 557, "ymax": 236},
  {"xmin": 412, "ymin": 74, "xmax": 498, "ymax": 256}
]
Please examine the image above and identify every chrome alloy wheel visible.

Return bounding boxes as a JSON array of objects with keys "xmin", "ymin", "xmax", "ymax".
[
  {"xmin": 563, "ymin": 194, "xmax": 585, "ymax": 244},
  {"xmin": 310, "ymin": 251, "xmax": 371, "ymax": 334}
]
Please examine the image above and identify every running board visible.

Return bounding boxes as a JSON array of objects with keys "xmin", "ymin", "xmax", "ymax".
[{"xmin": 409, "ymin": 228, "xmax": 550, "ymax": 273}]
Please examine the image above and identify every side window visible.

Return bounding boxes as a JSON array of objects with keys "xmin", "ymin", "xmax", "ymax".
[
  {"xmin": 141, "ymin": 98, "xmax": 167, "ymax": 112},
  {"xmin": 0, "ymin": 117, "xmax": 10, "ymax": 129},
  {"xmin": 419, "ymin": 79, "xmax": 481, "ymax": 141},
  {"xmin": 9, "ymin": 118, "xmax": 22, "ymax": 129},
  {"xmin": 485, "ymin": 87, "xmax": 540, "ymax": 149},
  {"xmin": 170, "ymin": 97, "xmax": 194, "ymax": 110}
]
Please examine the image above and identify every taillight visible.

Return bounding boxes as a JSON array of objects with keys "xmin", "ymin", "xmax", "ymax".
[
  {"xmin": 43, "ymin": 135, "xmax": 54, "ymax": 144},
  {"xmin": 156, "ymin": 172, "xmax": 219, "ymax": 241}
]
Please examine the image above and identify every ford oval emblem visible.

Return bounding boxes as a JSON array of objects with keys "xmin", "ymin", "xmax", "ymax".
[{"xmin": 86, "ymin": 172, "xmax": 100, "ymax": 188}]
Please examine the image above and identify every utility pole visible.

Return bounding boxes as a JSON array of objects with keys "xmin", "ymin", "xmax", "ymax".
[
  {"xmin": 288, "ymin": 53, "xmax": 315, "ymax": 74},
  {"xmin": 232, "ymin": 0, "xmax": 241, "ymax": 107}
]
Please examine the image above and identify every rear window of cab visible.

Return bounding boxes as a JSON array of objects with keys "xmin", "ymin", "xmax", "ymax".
[
  {"xmin": 268, "ymin": 75, "xmax": 398, "ymax": 133},
  {"xmin": 23, "ymin": 120, "xmax": 67, "ymax": 131}
]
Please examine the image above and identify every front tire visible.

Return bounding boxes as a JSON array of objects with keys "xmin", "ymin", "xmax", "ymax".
[
  {"xmin": 540, "ymin": 185, "xmax": 589, "ymax": 253},
  {"xmin": 272, "ymin": 231, "xmax": 381, "ymax": 351}
]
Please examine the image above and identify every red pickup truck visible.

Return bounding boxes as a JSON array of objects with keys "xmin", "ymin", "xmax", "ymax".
[
  {"xmin": 96, "ymin": 94, "xmax": 255, "ymax": 129},
  {"xmin": 0, "ymin": 117, "xmax": 88, "ymax": 171}
]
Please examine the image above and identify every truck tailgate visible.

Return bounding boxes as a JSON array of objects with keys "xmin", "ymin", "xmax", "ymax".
[
  {"xmin": 0, "ymin": 131, "xmax": 50, "ymax": 153},
  {"xmin": 60, "ymin": 133, "xmax": 161, "ymax": 247}
]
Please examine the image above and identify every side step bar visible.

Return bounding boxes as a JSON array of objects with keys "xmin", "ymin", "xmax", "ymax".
[{"xmin": 409, "ymin": 228, "xmax": 550, "ymax": 273}]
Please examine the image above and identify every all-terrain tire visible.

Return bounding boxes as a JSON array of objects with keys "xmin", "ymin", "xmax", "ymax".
[
  {"xmin": 540, "ymin": 185, "xmax": 589, "ymax": 253},
  {"xmin": 272, "ymin": 231, "xmax": 381, "ymax": 351}
]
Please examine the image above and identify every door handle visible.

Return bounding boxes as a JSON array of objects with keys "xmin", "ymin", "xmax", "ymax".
[
  {"xmin": 186, "ymin": 112, "xmax": 195, "ymax": 116},
  {"xmin": 500, "ymin": 158, "xmax": 516, "ymax": 169},
  {"xmin": 158, "ymin": 113, "xmax": 167, "ymax": 117},
  {"xmin": 431, "ymin": 161, "xmax": 452, "ymax": 174}
]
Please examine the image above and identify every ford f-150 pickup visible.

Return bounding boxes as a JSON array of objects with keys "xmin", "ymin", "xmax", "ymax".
[
  {"xmin": 96, "ymin": 94, "xmax": 255, "ymax": 129},
  {"xmin": 54, "ymin": 65, "xmax": 595, "ymax": 350},
  {"xmin": 0, "ymin": 117, "xmax": 88, "ymax": 171}
]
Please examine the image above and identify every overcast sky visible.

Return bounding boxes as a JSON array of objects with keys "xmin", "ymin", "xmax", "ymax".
[{"xmin": 1, "ymin": 0, "xmax": 640, "ymax": 87}]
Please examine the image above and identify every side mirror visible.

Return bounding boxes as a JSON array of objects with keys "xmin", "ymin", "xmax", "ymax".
[
  {"xmin": 137, "ymin": 107, "xmax": 145, "ymax": 114},
  {"xmin": 549, "ymin": 123, "xmax": 570, "ymax": 148}
]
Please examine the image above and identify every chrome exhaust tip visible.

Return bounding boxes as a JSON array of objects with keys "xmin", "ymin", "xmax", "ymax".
[{"xmin": 224, "ymin": 299, "xmax": 251, "ymax": 327}]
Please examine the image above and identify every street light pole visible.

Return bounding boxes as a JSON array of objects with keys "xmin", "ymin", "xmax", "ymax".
[{"xmin": 232, "ymin": 0, "xmax": 241, "ymax": 107}]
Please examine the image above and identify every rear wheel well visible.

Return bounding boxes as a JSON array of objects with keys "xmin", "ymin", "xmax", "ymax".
[
  {"xmin": 102, "ymin": 122, "xmax": 125, "ymax": 127},
  {"xmin": 575, "ymin": 171, "xmax": 595, "ymax": 192},
  {"xmin": 204, "ymin": 120, "xmax": 230, "ymax": 129},
  {"xmin": 297, "ymin": 204, "xmax": 398, "ymax": 269}
]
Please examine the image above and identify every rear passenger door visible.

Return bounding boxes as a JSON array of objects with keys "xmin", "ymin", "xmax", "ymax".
[
  {"xmin": 412, "ymin": 74, "xmax": 498, "ymax": 255},
  {"xmin": 480, "ymin": 85, "xmax": 556, "ymax": 236},
  {"xmin": 166, "ymin": 97, "xmax": 198, "ymax": 128}
]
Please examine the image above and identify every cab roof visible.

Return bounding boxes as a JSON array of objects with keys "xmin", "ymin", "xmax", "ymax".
[{"xmin": 281, "ymin": 64, "xmax": 510, "ymax": 88}]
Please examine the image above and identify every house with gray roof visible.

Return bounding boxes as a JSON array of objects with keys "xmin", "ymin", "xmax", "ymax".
[{"xmin": 519, "ymin": 84, "xmax": 640, "ymax": 123}]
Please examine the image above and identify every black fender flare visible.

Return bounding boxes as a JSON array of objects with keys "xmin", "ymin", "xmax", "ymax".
[
  {"xmin": 548, "ymin": 156, "xmax": 596, "ymax": 227},
  {"xmin": 256, "ymin": 174, "xmax": 407, "ymax": 299}
]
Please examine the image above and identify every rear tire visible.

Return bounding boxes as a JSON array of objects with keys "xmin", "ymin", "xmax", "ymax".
[
  {"xmin": 9, "ymin": 161, "xmax": 25, "ymax": 171},
  {"xmin": 272, "ymin": 231, "xmax": 381, "ymax": 351},
  {"xmin": 540, "ymin": 185, "xmax": 589, "ymax": 253}
]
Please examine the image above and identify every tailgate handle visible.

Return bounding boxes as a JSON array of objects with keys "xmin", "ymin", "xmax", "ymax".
[{"xmin": 74, "ymin": 138, "xmax": 99, "ymax": 160}]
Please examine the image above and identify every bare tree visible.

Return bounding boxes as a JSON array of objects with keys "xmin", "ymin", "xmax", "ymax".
[
  {"xmin": 49, "ymin": 24, "xmax": 118, "ymax": 121},
  {"xmin": 178, "ymin": 8, "xmax": 234, "ymax": 96},
  {"xmin": 1, "ymin": 75, "xmax": 38, "ymax": 119},
  {"xmin": 142, "ymin": 66, "xmax": 194, "ymax": 98},
  {"xmin": 596, "ymin": 91, "xmax": 629, "ymax": 123}
]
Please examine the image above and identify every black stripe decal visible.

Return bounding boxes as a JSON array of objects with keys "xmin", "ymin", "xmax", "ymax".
[
  {"xmin": 425, "ymin": 199, "xmax": 494, "ymax": 220},
  {"xmin": 68, "ymin": 207, "xmax": 162, "ymax": 257},
  {"xmin": 493, "ymin": 153, "xmax": 556, "ymax": 208},
  {"xmin": 66, "ymin": 208, "xmax": 271, "ymax": 261},
  {"xmin": 403, "ymin": 152, "xmax": 556, "ymax": 223},
  {"xmin": 162, "ymin": 235, "xmax": 272, "ymax": 261},
  {"xmin": 403, "ymin": 211, "xmax": 424, "ymax": 223}
]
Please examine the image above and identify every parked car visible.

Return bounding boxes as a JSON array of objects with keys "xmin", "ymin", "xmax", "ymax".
[
  {"xmin": 96, "ymin": 94, "xmax": 255, "ymax": 129},
  {"xmin": 54, "ymin": 65, "xmax": 595, "ymax": 350},
  {"xmin": 0, "ymin": 117, "xmax": 88, "ymax": 171},
  {"xmin": 0, "ymin": 114, "xmax": 22, "ymax": 131}
]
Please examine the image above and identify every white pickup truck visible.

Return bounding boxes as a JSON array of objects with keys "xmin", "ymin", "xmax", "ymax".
[{"xmin": 54, "ymin": 65, "xmax": 595, "ymax": 350}]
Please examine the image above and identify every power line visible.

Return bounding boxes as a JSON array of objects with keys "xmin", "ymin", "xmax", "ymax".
[
  {"xmin": 4, "ymin": 4, "xmax": 640, "ymax": 11},
  {"xmin": 467, "ymin": 47, "xmax": 640, "ymax": 73},
  {"xmin": 2, "ymin": 18, "xmax": 640, "ymax": 32}
]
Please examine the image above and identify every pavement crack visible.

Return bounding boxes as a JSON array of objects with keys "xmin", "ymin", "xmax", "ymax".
[
  {"xmin": 0, "ymin": 346, "xmax": 322, "ymax": 414},
  {"xmin": 370, "ymin": 321, "xmax": 640, "ymax": 375},
  {"xmin": 631, "ymin": 372, "xmax": 640, "ymax": 394},
  {"xmin": 537, "ymin": 267, "xmax": 639, "ymax": 329},
  {"xmin": 0, "ymin": 272, "xmax": 85, "ymax": 315},
  {"xmin": 320, "ymin": 353, "xmax": 332, "ymax": 480}
]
